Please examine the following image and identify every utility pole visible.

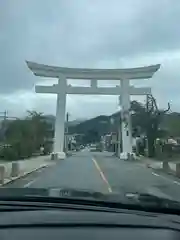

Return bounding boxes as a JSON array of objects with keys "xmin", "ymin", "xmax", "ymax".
[
  {"xmin": 65, "ymin": 112, "xmax": 70, "ymax": 153},
  {"xmin": 0, "ymin": 111, "xmax": 7, "ymax": 120},
  {"xmin": 118, "ymin": 96, "xmax": 122, "ymax": 157},
  {"xmin": 4, "ymin": 111, "xmax": 7, "ymax": 122},
  {"xmin": 0, "ymin": 111, "xmax": 8, "ymax": 142}
]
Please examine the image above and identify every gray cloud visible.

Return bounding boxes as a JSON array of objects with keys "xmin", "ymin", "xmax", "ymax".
[{"xmin": 0, "ymin": 0, "xmax": 180, "ymax": 117}]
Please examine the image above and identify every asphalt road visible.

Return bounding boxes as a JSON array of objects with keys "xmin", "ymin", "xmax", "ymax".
[{"xmin": 5, "ymin": 150, "xmax": 180, "ymax": 201}]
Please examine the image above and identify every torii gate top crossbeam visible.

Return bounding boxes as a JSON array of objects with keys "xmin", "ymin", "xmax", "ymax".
[{"xmin": 26, "ymin": 61, "xmax": 160, "ymax": 80}]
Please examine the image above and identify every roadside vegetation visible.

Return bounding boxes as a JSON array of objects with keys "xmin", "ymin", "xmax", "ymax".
[
  {"xmin": 0, "ymin": 111, "xmax": 52, "ymax": 160},
  {"xmin": 0, "ymin": 95, "xmax": 179, "ymax": 161}
]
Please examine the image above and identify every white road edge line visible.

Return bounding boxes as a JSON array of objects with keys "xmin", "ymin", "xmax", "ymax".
[
  {"xmin": 24, "ymin": 179, "xmax": 36, "ymax": 188},
  {"xmin": 173, "ymin": 181, "xmax": 180, "ymax": 186},
  {"xmin": 152, "ymin": 172, "xmax": 160, "ymax": 177},
  {"xmin": 23, "ymin": 165, "xmax": 49, "ymax": 187},
  {"xmin": 152, "ymin": 171, "xmax": 180, "ymax": 186}
]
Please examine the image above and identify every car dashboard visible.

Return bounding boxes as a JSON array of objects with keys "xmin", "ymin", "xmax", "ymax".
[{"xmin": 1, "ymin": 206, "xmax": 180, "ymax": 240}]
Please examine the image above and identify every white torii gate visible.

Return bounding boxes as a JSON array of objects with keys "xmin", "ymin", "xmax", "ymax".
[{"xmin": 26, "ymin": 61, "xmax": 160, "ymax": 159}]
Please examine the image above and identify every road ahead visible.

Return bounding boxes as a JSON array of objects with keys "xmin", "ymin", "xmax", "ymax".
[{"xmin": 6, "ymin": 150, "xmax": 180, "ymax": 201}]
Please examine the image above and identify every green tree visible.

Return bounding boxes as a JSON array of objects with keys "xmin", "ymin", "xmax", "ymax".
[
  {"xmin": 131, "ymin": 96, "xmax": 170, "ymax": 157},
  {"xmin": 163, "ymin": 113, "xmax": 180, "ymax": 137},
  {"xmin": 4, "ymin": 119, "xmax": 33, "ymax": 159},
  {"xmin": 3, "ymin": 111, "xmax": 51, "ymax": 160},
  {"xmin": 26, "ymin": 111, "xmax": 49, "ymax": 151}
]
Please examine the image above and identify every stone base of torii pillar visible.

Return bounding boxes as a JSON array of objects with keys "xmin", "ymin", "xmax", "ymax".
[
  {"xmin": 51, "ymin": 152, "xmax": 66, "ymax": 160},
  {"xmin": 120, "ymin": 152, "xmax": 136, "ymax": 161}
]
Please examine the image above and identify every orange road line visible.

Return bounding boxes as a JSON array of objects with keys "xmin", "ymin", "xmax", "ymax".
[{"xmin": 92, "ymin": 158, "xmax": 112, "ymax": 193}]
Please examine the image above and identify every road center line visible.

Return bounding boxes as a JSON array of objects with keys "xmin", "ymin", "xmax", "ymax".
[{"xmin": 92, "ymin": 158, "xmax": 112, "ymax": 193}]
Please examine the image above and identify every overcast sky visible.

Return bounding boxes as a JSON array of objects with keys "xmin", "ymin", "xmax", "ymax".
[{"xmin": 0, "ymin": 0, "xmax": 180, "ymax": 120}]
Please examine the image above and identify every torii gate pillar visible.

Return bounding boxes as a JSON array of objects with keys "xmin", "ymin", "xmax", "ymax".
[
  {"xmin": 53, "ymin": 76, "xmax": 67, "ymax": 159},
  {"xmin": 120, "ymin": 79, "xmax": 133, "ymax": 159}
]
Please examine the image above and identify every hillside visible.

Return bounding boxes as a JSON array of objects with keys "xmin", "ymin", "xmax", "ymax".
[
  {"xmin": 44, "ymin": 107, "xmax": 180, "ymax": 143},
  {"xmin": 68, "ymin": 112, "xmax": 122, "ymax": 143},
  {"xmin": 44, "ymin": 115, "xmax": 87, "ymax": 128},
  {"xmin": 68, "ymin": 110, "xmax": 180, "ymax": 143}
]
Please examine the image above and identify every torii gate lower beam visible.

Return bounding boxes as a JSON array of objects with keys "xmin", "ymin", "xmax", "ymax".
[{"xmin": 36, "ymin": 80, "xmax": 151, "ymax": 160}]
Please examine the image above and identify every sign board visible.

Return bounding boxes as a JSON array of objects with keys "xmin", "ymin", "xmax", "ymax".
[{"xmin": 111, "ymin": 132, "xmax": 117, "ymax": 144}]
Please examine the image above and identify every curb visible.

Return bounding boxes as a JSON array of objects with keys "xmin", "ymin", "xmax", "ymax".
[
  {"xmin": 0, "ymin": 164, "xmax": 49, "ymax": 187},
  {"xmin": 0, "ymin": 153, "xmax": 73, "ymax": 187},
  {"xmin": 144, "ymin": 162, "xmax": 178, "ymax": 177}
]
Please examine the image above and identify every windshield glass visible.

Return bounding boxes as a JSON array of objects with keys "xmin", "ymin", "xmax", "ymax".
[{"xmin": 1, "ymin": 0, "xmax": 180, "ymax": 212}]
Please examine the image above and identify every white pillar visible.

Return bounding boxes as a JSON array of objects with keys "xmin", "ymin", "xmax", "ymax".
[
  {"xmin": 120, "ymin": 79, "xmax": 132, "ymax": 159},
  {"xmin": 91, "ymin": 79, "xmax": 97, "ymax": 88},
  {"xmin": 53, "ymin": 75, "xmax": 67, "ymax": 159}
]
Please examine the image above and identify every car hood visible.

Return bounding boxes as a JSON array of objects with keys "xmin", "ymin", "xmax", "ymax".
[
  {"xmin": 0, "ymin": 187, "xmax": 117, "ymax": 200},
  {"xmin": 0, "ymin": 187, "xmax": 180, "ymax": 212},
  {"xmin": 0, "ymin": 187, "xmax": 174, "ymax": 202}
]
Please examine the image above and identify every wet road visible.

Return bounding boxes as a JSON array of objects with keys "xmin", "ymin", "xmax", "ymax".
[{"xmin": 5, "ymin": 150, "xmax": 180, "ymax": 201}]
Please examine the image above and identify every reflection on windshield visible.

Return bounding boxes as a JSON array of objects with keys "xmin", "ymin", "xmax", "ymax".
[{"xmin": 1, "ymin": 0, "xmax": 180, "ymax": 212}]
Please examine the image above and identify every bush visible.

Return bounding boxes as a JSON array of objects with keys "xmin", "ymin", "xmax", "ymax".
[
  {"xmin": 3, "ymin": 111, "xmax": 52, "ymax": 160},
  {"xmin": 0, "ymin": 147, "xmax": 19, "ymax": 160},
  {"xmin": 0, "ymin": 140, "xmax": 35, "ymax": 160}
]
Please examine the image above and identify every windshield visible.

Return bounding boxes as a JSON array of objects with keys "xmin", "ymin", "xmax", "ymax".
[{"xmin": 1, "ymin": 0, "xmax": 180, "ymax": 212}]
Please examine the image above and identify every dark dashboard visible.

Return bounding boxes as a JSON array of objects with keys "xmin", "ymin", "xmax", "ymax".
[
  {"xmin": 2, "ymin": 227, "xmax": 177, "ymax": 240},
  {"xmin": 0, "ymin": 207, "xmax": 180, "ymax": 240}
]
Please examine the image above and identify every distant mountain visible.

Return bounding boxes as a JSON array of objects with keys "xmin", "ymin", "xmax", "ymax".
[
  {"xmin": 68, "ymin": 115, "xmax": 111, "ymax": 143},
  {"xmin": 67, "ymin": 118, "xmax": 87, "ymax": 126},
  {"xmin": 45, "ymin": 108, "xmax": 180, "ymax": 144},
  {"xmin": 44, "ymin": 115, "xmax": 87, "ymax": 128}
]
